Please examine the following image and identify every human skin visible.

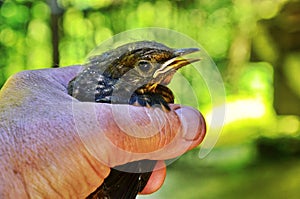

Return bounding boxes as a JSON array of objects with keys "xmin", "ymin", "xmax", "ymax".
[{"xmin": 0, "ymin": 66, "xmax": 206, "ymax": 198}]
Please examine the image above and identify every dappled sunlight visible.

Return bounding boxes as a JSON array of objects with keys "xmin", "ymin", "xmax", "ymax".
[
  {"xmin": 206, "ymin": 98, "xmax": 266, "ymax": 128},
  {"xmin": 276, "ymin": 115, "xmax": 300, "ymax": 136}
]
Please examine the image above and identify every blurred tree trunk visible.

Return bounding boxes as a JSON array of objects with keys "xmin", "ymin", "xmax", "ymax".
[
  {"xmin": 260, "ymin": 1, "xmax": 300, "ymax": 116},
  {"xmin": 48, "ymin": 0, "xmax": 63, "ymax": 67}
]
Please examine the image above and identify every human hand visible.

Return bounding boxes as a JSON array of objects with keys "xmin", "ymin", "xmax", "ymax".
[{"xmin": 0, "ymin": 66, "xmax": 206, "ymax": 198}]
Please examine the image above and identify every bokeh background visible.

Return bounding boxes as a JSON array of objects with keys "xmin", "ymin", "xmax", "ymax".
[{"xmin": 1, "ymin": 0, "xmax": 300, "ymax": 198}]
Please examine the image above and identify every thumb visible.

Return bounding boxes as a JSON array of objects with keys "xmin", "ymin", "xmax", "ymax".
[{"xmin": 72, "ymin": 102, "xmax": 206, "ymax": 168}]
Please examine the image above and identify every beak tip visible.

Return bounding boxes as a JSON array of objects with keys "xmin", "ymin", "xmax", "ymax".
[{"xmin": 174, "ymin": 48, "xmax": 200, "ymax": 56}]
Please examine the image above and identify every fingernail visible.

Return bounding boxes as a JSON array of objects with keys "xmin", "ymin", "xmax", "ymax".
[{"xmin": 175, "ymin": 107, "xmax": 203, "ymax": 141}]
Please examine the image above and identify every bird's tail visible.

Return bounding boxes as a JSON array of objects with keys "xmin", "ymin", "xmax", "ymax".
[{"xmin": 86, "ymin": 160, "xmax": 157, "ymax": 199}]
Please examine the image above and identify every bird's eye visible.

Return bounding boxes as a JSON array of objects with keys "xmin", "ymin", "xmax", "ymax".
[{"xmin": 137, "ymin": 60, "xmax": 153, "ymax": 73}]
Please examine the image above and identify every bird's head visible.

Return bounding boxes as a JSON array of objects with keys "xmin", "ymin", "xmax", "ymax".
[
  {"xmin": 69, "ymin": 41, "xmax": 200, "ymax": 103},
  {"xmin": 89, "ymin": 41, "xmax": 200, "ymax": 86}
]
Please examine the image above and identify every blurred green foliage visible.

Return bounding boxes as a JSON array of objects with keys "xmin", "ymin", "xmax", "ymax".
[{"xmin": 1, "ymin": 0, "xmax": 300, "ymax": 198}]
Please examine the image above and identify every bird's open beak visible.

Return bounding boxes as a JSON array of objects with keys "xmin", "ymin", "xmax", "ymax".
[{"xmin": 153, "ymin": 48, "xmax": 200, "ymax": 79}]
